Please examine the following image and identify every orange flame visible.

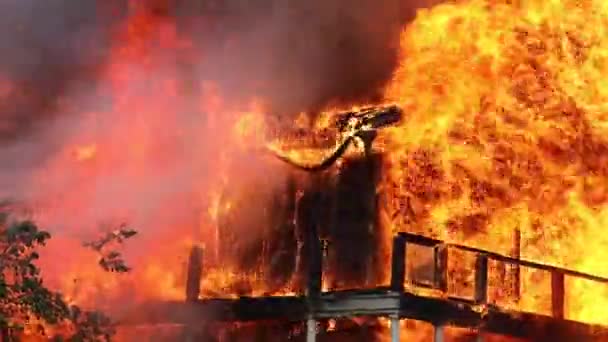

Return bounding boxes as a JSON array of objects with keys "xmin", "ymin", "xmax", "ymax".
[{"xmin": 381, "ymin": 0, "xmax": 608, "ymax": 325}]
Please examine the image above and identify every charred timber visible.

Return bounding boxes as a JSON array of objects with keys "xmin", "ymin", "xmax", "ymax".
[
  {"xmin": 122, "ymin": 232, "xmax": 608, "ymax": 341},
  {"xmin": 267, "ymin": 104, "xmax": 402, "ymax": 171},
  {"xmin": 124, "ymin": 290, "xmax": 608, "ymax": 341}
]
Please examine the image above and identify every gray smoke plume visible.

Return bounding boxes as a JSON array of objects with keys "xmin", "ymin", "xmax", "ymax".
[{"xmin": 0, "ymin": 0, "xmax": 446, "ymax": 312}]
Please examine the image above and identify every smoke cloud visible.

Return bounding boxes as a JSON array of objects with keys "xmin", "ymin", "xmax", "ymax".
[{"xmin": 0, "ymin": 0, "xmax": 445, "ymax": 311}]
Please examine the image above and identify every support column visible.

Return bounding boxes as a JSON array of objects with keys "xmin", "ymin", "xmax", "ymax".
[
  {"xmin": 306, "ymin": 317, "xmax": 317, "ymax": 342},
  {"xmin": 474, "ymin": 253, "xmax": 488, "ymax": 342},
  {"xmin": 185, "ymin": 245, "xmax": 203, "ymax": 302},
  {"xmin": 390, "ymin": 234, "xmax": 406, "ymax": 292},
  {"xmin": 474, "ymin": 254, "xmax": 489, "ymax": 304},
  {"xmin": 305, "ymin": 203, "xmax": 322, "ymax": 342},
  {"xmin": 390, "ymin": 315, "xmax": 400, "ymax": 342},
  {"xmin": 508, "ymin": 228, "xmax": 521, "ymax": 303},
  {"xmin": 184, "ymin": 245, "xmax": 203, "ymax": 341},
  {"xmin": 434, "ymin": 325, "xmax": 444, "ymax": 342}
]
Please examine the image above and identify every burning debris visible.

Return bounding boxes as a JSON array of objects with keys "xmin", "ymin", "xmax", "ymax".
[{"xmin": 267, "ymin": 104, "xmax": 402, "ymax": 171}]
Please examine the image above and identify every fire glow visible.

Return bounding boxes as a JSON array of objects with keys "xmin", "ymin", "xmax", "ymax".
[{"xmin": 1, "ymin": 0, "xmax": 608, "ymax": 340}]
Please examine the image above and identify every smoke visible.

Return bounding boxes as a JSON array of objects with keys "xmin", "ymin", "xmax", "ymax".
[
  {"xmin": 0, "ymin": 0, "xmax": 113, "ymax": 143},
  {"xmin": 0, "ymin": 0, "xmax": 446, "ymax": 313},
  {"xmin": 192, "ymin": 0, "xmax": 443, "ymax": 116},
  {"xmin": 0, "ymin": 0, "xmax": 446, "ymax": 223},
  {"xmin": 0, "ymin": 0, "xmax": 444, "ymax": 145}
]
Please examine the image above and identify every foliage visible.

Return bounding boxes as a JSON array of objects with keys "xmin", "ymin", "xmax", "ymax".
[
  {"xmin": 0, "ymin": 212, "xmax": 116, "ymax": 341},
  {"xmin": 83, "ymin": 225, "xmax": 137, "ymax": 273}
]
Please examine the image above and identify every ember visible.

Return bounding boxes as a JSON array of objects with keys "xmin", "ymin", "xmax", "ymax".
[{"xmin": 0, "ymin": 0, "xmax": 607, "ymax": 341}]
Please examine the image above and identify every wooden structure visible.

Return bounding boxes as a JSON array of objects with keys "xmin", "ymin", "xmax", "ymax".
[{"xmin": 123, "ymin": 231, "xmax": 608, "ymax": 341}]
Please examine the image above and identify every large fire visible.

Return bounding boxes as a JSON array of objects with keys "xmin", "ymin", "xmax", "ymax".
[
  {"xmin": 1, "ymin": 0, "xmax": 608, "ymax": 340},
  {"xmin": 382, "ymin": 0, "xmax": 608, "ymax": 325}
]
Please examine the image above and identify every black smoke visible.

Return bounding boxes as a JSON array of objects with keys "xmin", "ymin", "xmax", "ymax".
[
  {"xmin": 0, "ymin": 0, "xmax": 116, "ymax": 143},
  {"xmin": 184, "ymin": 0, "xmax": 442, "ymax": 116},
  {"xmin": 0, "ymin": 0, "xmax": 444, "ymax": 140}
]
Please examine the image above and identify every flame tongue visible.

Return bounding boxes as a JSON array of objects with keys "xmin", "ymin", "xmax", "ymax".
[{"xmin": 382, "ymin": 0, "xmax": 608, "ymax": 325}]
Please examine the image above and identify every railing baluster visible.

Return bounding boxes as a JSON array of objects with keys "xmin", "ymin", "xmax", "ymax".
[
  {"xmin": 391, "ymin": 235, "xmax": 406, "ymax": 292},
  {"xmin": 474, "ymin": 253, "xmax": 489, "ymax": 342},
  {"xmin": 551, "ymin": 271, "xmax": 565, "ymax": 319},
  {"xmin": 475, "ymin": 253, "xmax": 489, "ymax": 304},
  {"xmin": 434, "ymin": 244, "xmax": 448, "ymax": 292}
]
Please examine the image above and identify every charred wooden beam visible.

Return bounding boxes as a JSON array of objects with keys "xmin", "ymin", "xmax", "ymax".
[
  {"xmin": 306, "ymin": 218, "xmax": 322, "ymax": 298},
  {"xmin": 508, "ymin": 228, "xmax": 521, "ymax": 303},
  {"xmin": 328, "ymin": 154, "xmax": 383, "ymax": 288},
  {"xmin": 434, "ymin": 244, "xmax": 448, "ymax": 292},
  {"xmin": 267, "ymin": 105, "xmax": 402, "ymax": 172},
  {"xmin": 124, "ymin": 232, "xmax": 608, "ymax": 341},
  {"xmin": 185, "ymin": 245, "xmax": 203, "ymax": 302},
  {"xmin": 474, "ymin": 254, "xmax": 489, "ymax": 305},
  {"xmin": 122, "ymin": 289, "xmax": 608, "ymax": 341},
  {"xmin": 390, "ymin": 235, "xmax": 406, "ymax": 292},
  {"xmin": 551, "ymin": 272, "xmax": 565, "ymax": 320}
]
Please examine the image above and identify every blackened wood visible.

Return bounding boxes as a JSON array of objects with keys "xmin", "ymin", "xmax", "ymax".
[
  {"xmin": 266, "ymin": 175, "xmax": 298, "ymax": 292},
  {"xmin": 390, "ymin": 235, "xmax": 406, "ymax": 291},
  {"xmin": 434, "ymin": 245, "xmax": 448, "ymax": 292},
  {"xmin": 123, "ymin": 290, "xmax": 608, "ymax": 341},
  {"xmin": 329, "ymin": 154, "xmax": 382, "ymax": 288},
  {"xmin": 399, "ymin": 232, "xmax": 442, "ymax": 247},
  {"xmin": 295, "ymin": 188, "xmax": 325, "ymax": 295},
  {"xmin": 551, "ymin": 272, "xmax": 565, "ymax": 319},
  {"xmin": 474, "ymin": 254, "xmax": 488, "ymax": 304},
  {"xmin": 508, "ymin": 228, "xmax": 521, "ymax": 302},
  {"xmin": 186, "ymin": 245, "xmax": 203, "ymax": 302},
  {"xmin": 307, "ymin": 211, "xmax": 322, "ymax": 298},
  {"xmin": 128, "ymin": 231, "xmax": 608, "ymax": 341}
]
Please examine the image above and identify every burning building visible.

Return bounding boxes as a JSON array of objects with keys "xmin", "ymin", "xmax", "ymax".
[{"xmin": 0, "ymin": 0, "xmax": 608, "ymax": 341}]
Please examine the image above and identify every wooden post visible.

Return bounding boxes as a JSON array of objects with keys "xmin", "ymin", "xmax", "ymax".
[
  {"xmin": 320, "ymin": 239, "xmax": 330, "ymax": 289},
  {"xmin": 475, "ymin": 254, "xmax": 489, "ymax": 304},
  {"xmin": 551, "ymin": 272, "xmax": 565, "ymax": 319},
  {"xmin": 186, "ymin": 245, "xmax": 203, "ymax": 302},
  {"xmin": 306, "ymin": 316, "xmax": 317, "ymax": 342},
  {"xmin": 390, "ymin": 315, "xmax": 400, "ymax": 342},
  {"xmin": 306, "ymin": 223, "xmax": 322, "ymax": 297},
  {"xmin": 305, "ymin": 193, "xmax": 323, "ymax": 342},
  {"xmin": 434, "ymin": 325, "xmax": 445, "ymax": 342},
  {"xmin": 434, "ymin": 244, "xmax": 448, "ymax": 292},
  {"xmin": 390, "ymin": 235, "xmax": 406, "ymax": 292},
  {"xmin": 329, "ymin": 154, "xmax": 382, "ymax": 288},
  {"xmin": 508, "ymin": 228, "xmax": 521, "ymax": 303},
  {"xmin": 183, "ymin": 245, "xmax": 203, "ymax": 341},
  {"xmin": 475, "ymin": 253, "xmax": 488, "ymax": 342}
]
